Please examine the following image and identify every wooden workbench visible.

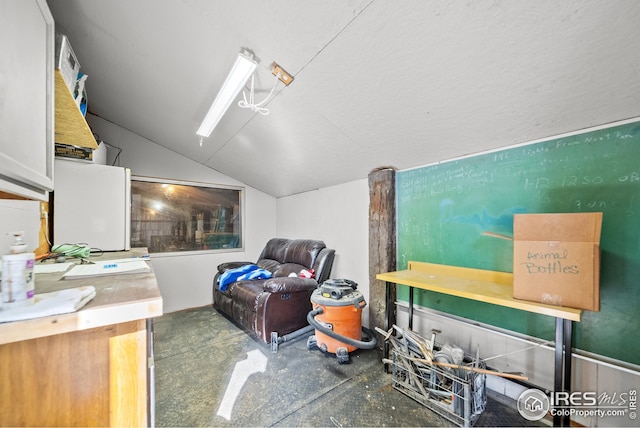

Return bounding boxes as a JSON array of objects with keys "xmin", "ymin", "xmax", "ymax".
[
  {"xmin": 377, "ymin": 261, "xmax": 582, "ymax": 427},
  {"xmin": 0, "ymin": 248, "xmax": 162, "ymax": 427}
]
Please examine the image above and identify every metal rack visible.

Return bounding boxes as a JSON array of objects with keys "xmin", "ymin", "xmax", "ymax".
[{"xmin": 381, "ymin": 326, "xmax": 487, "ymax": 427}]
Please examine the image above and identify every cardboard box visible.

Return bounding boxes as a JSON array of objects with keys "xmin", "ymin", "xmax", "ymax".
[{"xmin": 513, "ymin": 213, "xmax": 602, "ymax": 311}]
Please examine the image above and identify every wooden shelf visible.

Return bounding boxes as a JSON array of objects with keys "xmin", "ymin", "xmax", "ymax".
[
  {"xmin": 377, "ymin": 261, "xmax": 582, "ymax": 321},
  {"xmin": 54, "ymin": 70, "xmax": 98, "ymax": 149}
]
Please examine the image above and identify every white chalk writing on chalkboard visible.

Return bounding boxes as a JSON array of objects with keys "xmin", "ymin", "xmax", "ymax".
[{"xmin": 396, "ymin": 119, "xmax": 640, "ymax": 364}]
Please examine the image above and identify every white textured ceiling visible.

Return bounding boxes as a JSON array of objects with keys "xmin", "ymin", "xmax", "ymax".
[{"xmin": 47, "ymin": 0, "xmax": 640, "ymax": 197}]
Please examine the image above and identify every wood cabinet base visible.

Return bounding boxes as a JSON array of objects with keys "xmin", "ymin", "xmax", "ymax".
[{"xmin": 0, "ymin": 320, "xmax": 147, "ymax": 427}]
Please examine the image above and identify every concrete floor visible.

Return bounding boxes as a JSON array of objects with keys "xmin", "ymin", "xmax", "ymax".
[{"xmin": 153, "ymin": 306, "xmax": 545, "ymax": 427}]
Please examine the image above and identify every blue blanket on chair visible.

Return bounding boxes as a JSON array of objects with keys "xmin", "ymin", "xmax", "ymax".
[{"xmin": 217, "ymin": 264, "xmax": 272, "ymax": 291}]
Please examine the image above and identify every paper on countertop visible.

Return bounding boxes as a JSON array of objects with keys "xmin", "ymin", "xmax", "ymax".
[
  {"xmin": 0, "ymin": 262, "xmax": 73, "ymax": 274},
  {"xmin": 34, "ymin": 262, "xmax": 74, "ymax": 274},
  {"xmin": 1, "ymin": 257, "xmax": 149, "ymax": 275},
  {"xmin": 0, "ymin": 286, "xmax": 96, "ymax": 323},
  {"xmin": 91, "ymin": 257, "xmax": 149, "ymax": 265},
  {"xmin": 63, "ymin": 260, "xmax": 150, "ymax": 279}
]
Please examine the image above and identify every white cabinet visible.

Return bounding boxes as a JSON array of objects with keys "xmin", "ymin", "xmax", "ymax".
[{"xmin": 0, "ymin": 0, "xmax": 54, "ymax": 201}]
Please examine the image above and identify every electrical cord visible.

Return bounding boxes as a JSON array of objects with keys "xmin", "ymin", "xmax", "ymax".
[
  {"xmin": 238, "ymin": 73, "xmax": 279, "ymax": 115},
  {"xmin": 93, "ymin": 132, "xmax": 122, "ymax": 166},
  {"xmin": 89, "ymin": 248, "xmax": 104, "ymax": 257},
  {"xmin": 42, "ymin": 208, "xmax": 51, "ymax": 247}
]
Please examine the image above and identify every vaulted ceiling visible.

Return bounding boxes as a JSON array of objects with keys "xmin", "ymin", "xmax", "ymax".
[{"xmin": 47, "ymin": 0, "xmax": 640, "ymax": 198}]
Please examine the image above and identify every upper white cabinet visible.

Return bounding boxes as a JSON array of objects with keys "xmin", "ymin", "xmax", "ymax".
[{"xmin": 0, "ymin": 0, "xmax": 54, "ymax": 201}]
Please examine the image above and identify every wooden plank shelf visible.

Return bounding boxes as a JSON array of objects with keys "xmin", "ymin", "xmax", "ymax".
[
  {"xmin": 54, "ymin": 70, "xmax": 98, "ymax": 149},
  {"xmin": 377, "ymin": 261, "xmax": 582, "ymax": 321}
]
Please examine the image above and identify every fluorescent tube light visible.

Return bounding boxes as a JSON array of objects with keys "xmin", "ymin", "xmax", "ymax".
[{"xmin": 196, "ymin": 50, "xmax": 259, "ymax": 138}]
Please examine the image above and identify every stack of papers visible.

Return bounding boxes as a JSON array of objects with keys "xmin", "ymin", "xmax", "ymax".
[
  {"xmin": 0, "ymin": 286, "xmax": 96, "ymax": 323},
  {"xmin": 63, "ymin": 259, "xmax": 150, "ymax": 280}
]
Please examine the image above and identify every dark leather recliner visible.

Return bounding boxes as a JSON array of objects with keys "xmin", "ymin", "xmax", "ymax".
[{"xmin": 212, "ymin": 238, "xmax": 335, "ymax": 343}]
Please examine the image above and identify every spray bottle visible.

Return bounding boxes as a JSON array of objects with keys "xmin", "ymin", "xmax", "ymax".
[{"xmin": 1, "ymin": 231, "xmax": 35, "ymax": 309}]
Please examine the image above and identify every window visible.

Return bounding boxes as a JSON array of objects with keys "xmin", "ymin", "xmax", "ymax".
[{"xmin": 131, "ymin": 177, "xmax": 243, "ymax": 254}]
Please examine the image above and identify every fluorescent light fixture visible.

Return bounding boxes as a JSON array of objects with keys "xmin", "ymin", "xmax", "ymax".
[{"xmin": 196, "ymin": 49, "xmax": 259, "ymax": 138}]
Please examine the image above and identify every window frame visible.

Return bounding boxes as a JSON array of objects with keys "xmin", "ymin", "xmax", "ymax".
[{"xmin": 130, "ymin": 175, "xmax": 244, "ymax": 256}]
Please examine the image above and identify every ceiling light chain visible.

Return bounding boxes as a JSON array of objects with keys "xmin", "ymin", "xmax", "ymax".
[{"xmin": 238, "ymin": 73, "xmax": 279, "ymax": 116}]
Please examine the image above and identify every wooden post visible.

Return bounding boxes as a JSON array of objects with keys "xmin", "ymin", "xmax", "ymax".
[{"xmin": 368, "ymin": 167, "xmax": 396, "ymax": 348}]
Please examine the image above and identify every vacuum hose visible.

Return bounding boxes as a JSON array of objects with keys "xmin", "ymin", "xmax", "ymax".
[
  {"xmin": 275, "ymin": 324, "xmax": 315, "ymax": 344},
  {"xmin": 307, "ymin": 307, "xmax": 378, "ymax": 350}
]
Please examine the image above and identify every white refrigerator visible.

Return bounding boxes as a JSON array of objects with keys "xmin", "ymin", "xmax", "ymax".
[{"xmin": 53, "ymin": 159, "xmax": 131, "ymax": 251}]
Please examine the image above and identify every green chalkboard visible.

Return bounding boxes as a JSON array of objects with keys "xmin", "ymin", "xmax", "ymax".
[{"xmin": 396, "ymin": 119, "xmax": 640, "ymax": 365}]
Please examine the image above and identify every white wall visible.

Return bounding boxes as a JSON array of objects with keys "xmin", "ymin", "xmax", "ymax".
[
  {"xmin": 87, "ymin": 114, "xmax": 276, "ymax": 313},
  {"xmin": 276, "ymin": 178, "xmax": 371, "ymax": 326},
  {"xmin": 0, "ymin": 201, "xmax": 40, "ymax": 255}
]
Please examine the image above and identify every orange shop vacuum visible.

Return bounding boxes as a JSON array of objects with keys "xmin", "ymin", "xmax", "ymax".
[{"xmin": 306, "ymin": 279, "xmax": 377, "ymax": 363}]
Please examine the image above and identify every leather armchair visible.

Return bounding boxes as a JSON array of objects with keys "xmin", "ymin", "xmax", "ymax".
[{"xmin": 213, "ymin": 238, "xmax": 335, "ymax": 343}]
